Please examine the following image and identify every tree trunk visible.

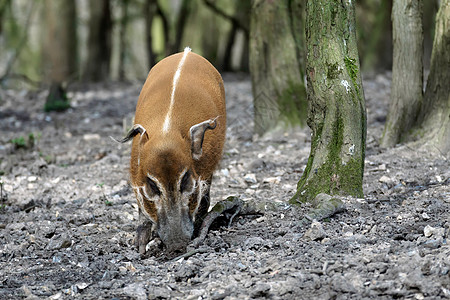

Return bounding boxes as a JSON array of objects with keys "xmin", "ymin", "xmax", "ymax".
[
  {"xmin": 145, "ymin": 0, "xmax": 158, "ymax": 69},
  {"xmin": 250, "ymin": 0, "xmax": 307, "ymax": 135},
  {"xmin": 380, "ymin": 0, "xmax": 423, "ymax": 148},
  {"xmin": 290, "ymin": 0, "xmax": 366, "ymax": 204},
  {"xmin": 43, "ymin": 0, "xmax": 77, "ymax": 112},
  {"xmin": 414, "ymin": 0, "xmax": 450, "ymax": 156},
  {"xmin": 83, "ymin": 0, "xmax": 112, "ymax": 82},
  {"xmin": 43, "ymin": 0, "xmax": 77, "ymax": 82}
]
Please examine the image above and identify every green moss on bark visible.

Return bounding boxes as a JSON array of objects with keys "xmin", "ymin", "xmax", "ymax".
[
  {"xmin": 291, "ymin": 109, "xmax": 363, "ymax": 205},
  {"xmin": 327, "ymin": 62, "xmax": 341, "ymax": 80},
  {"xmin": 344, "ymin": 56, "xmax": 358, "ymax": 87}
]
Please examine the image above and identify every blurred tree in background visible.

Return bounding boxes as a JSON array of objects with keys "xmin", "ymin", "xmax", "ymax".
[
  {"xmin": 250, "ymin": 0, "xmax": 307, "ymax": 135},
  {"xmin": 83, "ymin": 0, "xmax": 112, "ymax": 82},
  {"xmin": 380, "ymin": 0, "xmax": 423, "ymax": 148},
  {"xmin": 42, "ymin": 0, "xmax": 77, "ymax": 111},
  {"xmin": 416, "ymin": 0, "xmax": 450, "ymax": 155}
]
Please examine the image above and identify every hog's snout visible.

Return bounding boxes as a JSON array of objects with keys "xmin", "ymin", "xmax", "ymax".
[{"xmin": 156, "ymin": 209, "xmax": 194, "ymax": 253}]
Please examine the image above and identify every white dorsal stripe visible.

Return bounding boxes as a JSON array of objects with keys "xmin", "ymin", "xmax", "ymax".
[{"xmin": 162, "ymin": 47, "xmax": 191, "ymax": 133}]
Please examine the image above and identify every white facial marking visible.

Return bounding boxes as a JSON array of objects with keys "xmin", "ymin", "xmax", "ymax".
[
  {"xmin": 132, "ymin": 185, "xmax": 155, "ymax": 222},
  {"xmin": 179, "ymin": 169, "xmax": 196, "ymax": 196},
  {"xmin": 192, "ymin": 177, "xmax": 209, "ymax": 221},
  {"xmin": 162, "ymin": 47, "xmax": 191, "ymax": 134},
  {"xmin": 146, "ymin": 173, "xmax": 165, "ymax": 208}
]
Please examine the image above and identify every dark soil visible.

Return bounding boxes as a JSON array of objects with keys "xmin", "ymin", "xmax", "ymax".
[{"xmin": 0, "ymin": 73, "xmax": 449, "ymax": 299}]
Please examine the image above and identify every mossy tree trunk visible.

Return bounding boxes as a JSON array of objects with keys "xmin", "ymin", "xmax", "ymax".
[
  {"xmin": 413, "ymin": 0, "xmax": 450, "ymax": 156},
  {"xmin": 43, "ymin": 0, "xmax": 77, "ymax": 112},
  {"xmin": 380, "ymin": 0, "xmax": 423, "ymax": 148},
  {"xmin": 83, "ymin": 0, "xmax": 112, "ymax": 81},
  {"xmin": 249, "ymin": 0, "xmax": 307, "ymax": 135},
  {"xmin": 290, "ymin": 0, "xmax": 366, "ymax": 204}
]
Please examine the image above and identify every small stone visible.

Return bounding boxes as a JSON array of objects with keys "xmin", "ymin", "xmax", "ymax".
[
  {"xmin": 76, "ymin": 282, "xmax": 89, "ymax": 290},
  {"xmin": 344, "ymin": 231, "xmax": 354, "ymax": 237},
  {"xmin": 304, "ymin": 220, "xmax": 326, "ymax": 241},
  {"xmin": 244, "ymin": 173, "xmax": 257, "ymax": 184},
  {"xmin": 423, "ymin": 225, "xmax": 434, "ymax": 237},
  {"xmin": 123, "ymin": 282, "xmax": 147, "ymax": 300},
  {"xmin": 244, "ymin": 237, "xmax": 265, "ymax": 250},
  {"xmin": 52, "ymin": 255, "xmax": 62, "ymax": 263},
  {"xmin": 251, "ymin": 283, "xmax": 271, "ymax": 298},
  {"xmin": 421, "ymin": 212, "xmax": 430, "ymax": 220},
  {"xmin": 49, "ymin": 292, "xmax": 62, "ymax": 300},
  {"xmin": 83, "ymin": 133, "xmax": 101, "ymax": 141},
  {"xmin": 379, "ymin": 175, "xmax": 392, "ymax": 184},
  {"xmin": 249, "ymin": 158, "xmax": 267, "ymax": 171},
  {"xmin": 415, "ymin": 292, "xmax": 425, "ymax": 300},
  {"xmin": 21, "ymin": 285, "xmax": 36, "ymax": 298},
  {"xmin": 423, "ymin": 225, "xmax": 445, "ymax": 238},
  {"xmin": 47, "ymin": 234, "xmax": 72, "ymax": 250},
  {"xmin": 263, "ymin": 177, "xmax": 281, "ymax": 184},
  {"xmin": 220, "ymin": 168, "xmax": 230, "ymax": 177},
  {"xmin": 245, "ymin": 188, "xmax": 256, "ymax": 195},
  {"xmin": 423, "ymin": 239, "xmax": 441, "ymax": 249},
  {"xmin": 27, "ymin": 176, "xmax": 37, "ymax": 182}
]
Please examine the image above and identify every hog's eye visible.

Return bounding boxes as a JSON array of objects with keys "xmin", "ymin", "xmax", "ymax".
[
  {"xmin": 180, "ymin": 170, "xmax": 192, "ymax": 193},
  {"xmin": 147, "ymin": 178, "xmax": 161, "ymax": 196}
]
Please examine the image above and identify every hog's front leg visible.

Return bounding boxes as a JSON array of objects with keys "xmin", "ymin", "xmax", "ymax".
[{"xmin": 134, "ymin": 208, "xmax": 155, "ymax": 255}]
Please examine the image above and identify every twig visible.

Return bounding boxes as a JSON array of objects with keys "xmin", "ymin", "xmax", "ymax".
[
  {"xmin": 170, "ymin": 247, "xmax": 208, "ymax": 262},
  {"xmin": 191, "ymin": 196, "xmax": 243, "ymax": 248}
]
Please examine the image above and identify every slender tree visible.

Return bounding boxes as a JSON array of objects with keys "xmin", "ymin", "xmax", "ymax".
[
  {"xmin": 250, "ymin": 0, "xmax": 307, "ymax": 135},
  {"xmin": 118, "ymin": 0, "xmax": 129, "ymax": 81},
  {"xmin": 144, "ymin": 0, "xmax": 158, "ymax": 69},
  {"xmin": 172, "ymin": 0, "xmax": 191, "ymax": 54},
  {"xmin": 380, "ymin": 0, "xmax": 423, "ymax": 148},
  {"xmin": 290, "ymin": 0, "xmax": 366, "ymax": 205},
  {"xmin": 83, "ymin": 0, "xmax": 112, "ymax": 81},
  {"xmin": 43, "ymin": 0, "xmax": 77, "ymax": 111}
]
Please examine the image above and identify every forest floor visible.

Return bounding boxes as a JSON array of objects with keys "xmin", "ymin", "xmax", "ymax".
[{"xmin": 0, "ymin": 73, "xmax": 449, "ymax": 300}]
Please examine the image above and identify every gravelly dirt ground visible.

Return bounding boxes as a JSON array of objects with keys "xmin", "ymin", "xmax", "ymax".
[{"xmin": 0, "ymin": 73, "xmax": 449, "ymax": 299}]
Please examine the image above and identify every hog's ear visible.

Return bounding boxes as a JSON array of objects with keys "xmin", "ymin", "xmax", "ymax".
[
  {"xmin": 189, "ymin": 118, "xmax": 217, "ymax": 160},
  {"xmin": 110, "ymin": 124, "xmax": 148, "ymax": 143}
]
